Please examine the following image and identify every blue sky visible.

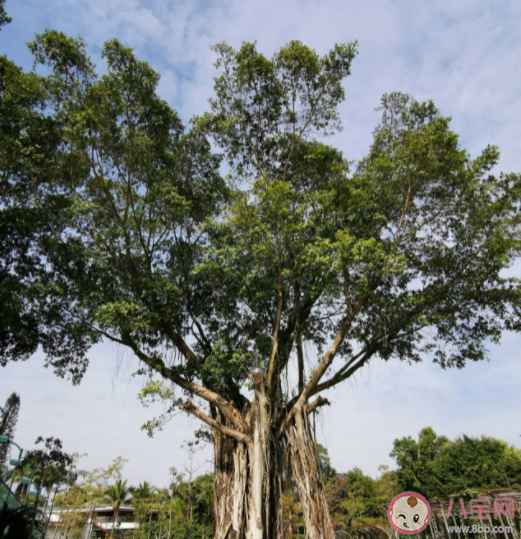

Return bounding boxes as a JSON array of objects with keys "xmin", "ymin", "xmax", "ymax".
[{"xmin": 0, "ymin": 0, "xmax": 520, "ymax": 487}]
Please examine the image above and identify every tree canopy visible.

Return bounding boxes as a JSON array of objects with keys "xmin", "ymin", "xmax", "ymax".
[{"xmin": 1, "ymin": 33, "xmax": 519, "ymax": 417}]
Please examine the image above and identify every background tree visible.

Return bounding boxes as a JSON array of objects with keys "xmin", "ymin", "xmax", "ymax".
[
  {"xmin": 48, "ymin": 483, "xmax": 89, "ymax": 539},
  {"xmin": 317, "ymin": 444, "xmax": 338, "ymax": 483},
  {"xmin": 281, "ymin": 490, "xmax": 304, "ymax": 539},
  {"xmin": 0, "ymin": 393, "xmax": 20, "ymax": 475},
  {"xmin": 376, "ymin": 465, "xmax": 398, "ymax": 505},
  {"xmin": 390, "ymin": 427, "xmax": 448, "ymax": 497},
  {"xmin": 57, "ymin": 456, "xmax": 127, "ymax": 507},
  {"xmin": 50, "ymin": 456, "xmax": 127, "ymax": 537},
  {"xmin": 20, "ymin": 436, "xmax": 76, "ymax": 508},
  {"xmin": 132, "ymin": 481, "xmax": 156, "ymax": 537},
  {"xmin": 104, "ymin": 478, "xmax": 132, "ymax": 538},
  {"xmin": 1, "ymin": 27, "xmax": 521, "ymax": 539},
  {"xmin": 323, "ymin": 428, "xmax": 521, "ymax": 536},
  {"xmin": 391, "ymin": 427, "xmax": 521, "ymax": 497},
  {"xmin": 132, "ymin": 480, "xmax": 155, "ymax": 500},
  {"xmin": 167, "ymin": 467, "xmax": 186, "ymax": 538},
  {"xmin": 135, "ymin": 472, "xmax": 214, "ymax": 539},
  {"xmin": 192, "ymin": 474, "xmax": 215, "ymax": 526},
  {"xmin": 325, "ymin": 467, "xmax": 394, "ymax": 533}
]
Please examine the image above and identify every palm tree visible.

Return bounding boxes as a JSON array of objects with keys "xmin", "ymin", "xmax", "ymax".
[
  {"xmin": 131, "ymin": 481, "xmax": 156, "ymax": 537},
  {"xmin": 131, "ymin": 481, "xmax": 155, "ymax": 501},
  {"xmin": 104, "ymin": 478, "xmax": 132, "ymax": 538}
]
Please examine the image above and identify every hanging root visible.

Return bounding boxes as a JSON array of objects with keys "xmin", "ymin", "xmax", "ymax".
[
  {"xmin": 214, "ymin": 430, "xmax": 248, "ymax": 538},
  {"xmin": 285, "ymin": 407, "xmax": 335, "ymax": 539}
]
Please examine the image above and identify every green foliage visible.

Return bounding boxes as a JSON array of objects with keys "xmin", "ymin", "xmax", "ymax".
[
  {"xmin": 0, "ymin": 0, "xmax": 11, "ymax": 30},
  {"xmin": 202, "ymin": 39, "xmax": 358, "ymax": 176},
  {"xmin": 341, "ymin": 93, "xmax": 521, "ymax": 368},
  {"xmin": 1, "ymin": 30, "xmax": 520, "ymax": 452},
  {"xmin": 21, "ymin": 436, "xmax": 77, "ymax": 492},
  {"xmin": 282, "ymin": 490, "xmax": 304, "ymax": 538},
  {"xmin": 390, "ymin": 426, "xmax": 447, "ymax": 497},
  {"xmin": 104, "ymin": 477, "xmax": 133, "ymax": 537},
  {"xmin": 324, "ymin": 429, "xmax": 521, "ymax": 535},
  {"xmin": 1, "ymin": 30, "xmax": 226, "ymax": 389},
  {"xmin": 104, "ymin": 478, "xmax": 132, "ymax": 509},
  {"xmin": 131, "ymin": 480, "xmax": 156, "ymax": 531},
  {"xmin": 317, "ymin": 443, "xmax": 337, "ymax": 482},
  {"xmin": 134, "ymin": 472, "xmax": 214, "ymax": 539},
  {"xmin": 325, "ymin": 466, "xmax": 396, "ymax": 532},
  {"xmin": 9, "ymin": 432, "xmax": 517, "ymax": 538},
  {"xmin": 391, "ymin": 427, "xmax": 521, "ymax": 497},
  {"xmin": 0, "ymin": 52, "xmax": 62, "ymax": 366}
]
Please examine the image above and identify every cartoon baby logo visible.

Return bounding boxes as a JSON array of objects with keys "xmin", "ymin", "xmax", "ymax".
[{"xmin": 388, "ymin": 491, "xmax": 431, "ymax": 534}]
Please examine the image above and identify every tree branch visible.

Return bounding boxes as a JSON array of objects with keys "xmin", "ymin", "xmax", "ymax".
[
  {"xmin": 311, "ymin": 349, "xmax": 375, "ymax": 396},
  {"xmin": 266, "ymin": 267, "xmax": 284, "ymax": 394},
  {"xmin": 307, "ymin": 322, "xmax": 430, "ymax": 398},
  {"xmin": 159, "ymin": 317, "xmax": 200, "ymax": 365},
  {"xmin": 306, "ymin": 396, "xmax": 330, "ymax": 415},
  {"xmin": 187, "ymin": 308, "xmax": 212, "ymax": 353},
  {"xmin": 279, "ymin": 296, "xmax": 367, "ymax": 434},
  {"xmin": 181, "ymin": 401, "xmax": 248, "ymax": 443},
  {"xmin": 122, "ymin": 335, "xmax": 249, "ymax": 433}
]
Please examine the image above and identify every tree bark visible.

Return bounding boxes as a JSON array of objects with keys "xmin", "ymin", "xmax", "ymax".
[
  {"xmin": 214, "ymin": 432, "xmax": 247, "ymax": 538},
  {"xmin": 213, "ymin": 375, "xmax": 284, "ymax": 539},
  {"xmin": 286, "ymin": 408, "xmax": 335, "ymax": 539},
  {"xmin": 212, "ymin": 374, "xmax": 332, "ymax": 539}
]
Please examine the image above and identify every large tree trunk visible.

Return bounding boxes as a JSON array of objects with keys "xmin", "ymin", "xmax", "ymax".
[
  {"xmin": 213, "ymin": 375, "xmax": 284, "ymax": 539},
  {"xmin": 286, "ymin": 408, "xmax": 335, "ymax": 539},
  {"xmin": 212, "ymin": 375, "xmax": 333, "ymax": 539}
]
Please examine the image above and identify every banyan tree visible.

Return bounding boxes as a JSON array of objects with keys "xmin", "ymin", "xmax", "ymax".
[{"xmin": 2, "ymin": 25, "xmax": 520, "ymax": 539}]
